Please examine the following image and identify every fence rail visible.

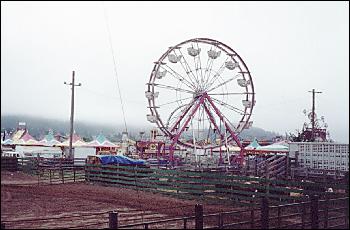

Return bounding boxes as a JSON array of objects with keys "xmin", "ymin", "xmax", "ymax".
[
  {"xmin": 1, "ymin": 157, "xmax": 18, "ymax": 171},
  {"xmin": 114, "ymin": 196, "xmax": 349, "ymax": 229},
  {"xmin": 1, "ymin": 157, "xmax": 349, "ymax": 229},
  {"xmin": 85, "ymin": 163, "xmax": 348, "ymax": 207},
  {"xmin": 1, "ymin": 157, "xmax": 86, "ymax": 184}
]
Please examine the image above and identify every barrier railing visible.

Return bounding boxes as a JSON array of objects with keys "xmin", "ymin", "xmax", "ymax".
[
  {"xmin": 85, "ymin": 163, "xmax": 349, "ymax": 207},
  {"xmin": 2, "ymin": 197, "xmax": 348, "ymax": 229}
]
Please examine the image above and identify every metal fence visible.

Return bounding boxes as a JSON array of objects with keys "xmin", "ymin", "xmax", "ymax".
[
  {"xmin": 1, "ymin": 157, "xmax": 18, "ymax": 171},
  {"xmin": 113, "ymin": 196, "xmax": 349, "ymax": 229},
  {"xmin": 3, "ymin": 196, "xmax": 346, "ymax": 229},
  {"xmin": 1, "ymin": 157, "xmax": 86, "ymax": 184},
  {"xmin": 1, "ymin": 157, "xmax": 349, "ymax": 229},
  {"xmin": 37, "ymin": 158, "xmax": 86, "ymax": 184},
  {"xmin": 85, "ymin": 163, "xmax": 349, "ymax": 207}
]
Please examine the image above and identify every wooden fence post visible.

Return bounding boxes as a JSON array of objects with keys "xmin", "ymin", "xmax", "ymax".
[
  {"xmin": 37, "ymin": 154, "xmax": 40, "ymax": 185},
  {"xmin": 62, "ymin": 167, "xmax": 64, "ymax": 184},
  {"xmin": 109, "ymin": 211, "xmax": 118, "ymax": 229},
  {"xmin": 301, "ymin": 201, "xmax": 306, "ymax": 229},
  {"xmin": 49, "ymin": 169, "xmax": 52, "ymax": 184},
  {"xmin": 250, "ymin": 199, "xmax": 255, "ymax": 229},
  {"xmin": 85, "ymin": 163, "xmax": 88, "ymax": 182},
  {"xmin": 261, "ymin": 197, "xmax": 269, "ymax": 229},
  {"xmin": 277, "ymin": 205, "xmax": 281, "ymax": 228},
  {"xmin": 183, "ymin": 218, "xmax": 188, "ymax": 229},
  {"xmin": 218, "ymin": 213, "xmax": 224, "ymax": 229},
  {"xmin": 324, "ymin": 193, "xmax": 329, "ymax": 228},
  {"xmin": 73, "ymin": 167, "xmax": 76, "ymax": 182},
  {"xmin": 310, "ymin": 195, "xmax": 319, "ymax": 229},
  {"xmin": 195, "ymin": 204, "xmax": 203, "ymax": 229},
  {"xmin": 346, "ymin": 197, "xmax": 349, "ymax": 229}
]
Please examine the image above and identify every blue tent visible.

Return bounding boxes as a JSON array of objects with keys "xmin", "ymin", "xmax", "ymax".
[{"xmin": 97, "ymin": 155, "xmax": 146, "ymax": 165}]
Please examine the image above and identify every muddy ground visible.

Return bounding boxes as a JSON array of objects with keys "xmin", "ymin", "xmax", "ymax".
[
  {"xmin": 1, "ymin": 171, "xmax": 245, "ymax": 229},
  {"xmin": 1, "ymin": 171, "xmax": 347, "ymax": 229}
]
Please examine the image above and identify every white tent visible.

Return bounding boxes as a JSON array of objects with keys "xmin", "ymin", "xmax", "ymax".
[{"xmin": 256, "ymin": 143, "xmax": 289, "ymax": 152}]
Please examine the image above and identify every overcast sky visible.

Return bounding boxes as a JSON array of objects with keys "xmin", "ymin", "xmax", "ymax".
[{"xmin": 1, "ymin": 1, "xmax": 349, "ymax": 143}]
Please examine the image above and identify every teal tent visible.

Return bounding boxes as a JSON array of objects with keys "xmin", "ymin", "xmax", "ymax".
[{"xmin": 245, "ymin": 138, "xmax": 261, "ymax": 150}]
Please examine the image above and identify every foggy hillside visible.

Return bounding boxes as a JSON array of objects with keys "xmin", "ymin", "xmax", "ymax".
[{"xmin": 1, "ymin": 114, "xmax": 280, "ymax": 141}]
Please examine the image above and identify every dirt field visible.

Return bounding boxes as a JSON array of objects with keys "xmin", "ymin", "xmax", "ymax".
[
  {"xmin": 1, "ymin": 171, "xmax": 240, "ymax": 229},
  {"xmin": 1, "ymin": 171, "xmax": 38, "ymax": 185}
]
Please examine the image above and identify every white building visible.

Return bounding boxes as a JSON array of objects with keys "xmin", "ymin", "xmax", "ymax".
[{"xmin": 289, "ymin": 142, "xmax": 349, "ymax": 171}]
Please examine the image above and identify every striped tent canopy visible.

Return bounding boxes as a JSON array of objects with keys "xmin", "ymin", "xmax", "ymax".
[
  {"xmin": 245, "ymin": 138, "xmax": 261, "ymax": 150},
  {"xmin": 39, "ymin": 132, "xmax": 61, "ymax": 146},
  {"xmin": 11, "ymin": 129, "xmax": 26, "ymax": 141},
  {"xmin": 56, "ymin": 133, "xmax": 87, "ymax": 147},
  {"xmin": 87, "ymin": 133, "xmax": 117, "ymax": 148},
  {"xmin": 13, "ymin": 132, "xmax": 42, "ymax": 146},
  {"xmin": 1, "ymin": 139, "xmax": 13, "ymax": 145}
]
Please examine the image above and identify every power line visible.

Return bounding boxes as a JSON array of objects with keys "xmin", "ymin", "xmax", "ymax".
[{"xmin": 102, "ymin": 3, "xmax": 128, "ymax": 133}]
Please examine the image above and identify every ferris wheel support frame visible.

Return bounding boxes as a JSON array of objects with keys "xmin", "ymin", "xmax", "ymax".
[
  {"xmin": 147, "ymin": 38, "xmax": 254, "ymax": 166},
  {"xmin": 168, "ymin": 92, "xmax": 245, "ymax": 165}
]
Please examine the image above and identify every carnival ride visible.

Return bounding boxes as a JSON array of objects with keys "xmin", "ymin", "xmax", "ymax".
[
  {"xmin": 291, "ymin": 89, "xmax": 330, "ymax": 142},
  {"xmin": 145, "ymin": 38, "xmax": 255, "ymax": 165}
]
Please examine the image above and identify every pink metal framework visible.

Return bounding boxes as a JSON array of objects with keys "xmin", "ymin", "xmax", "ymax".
[
  {"xmin": 168, "ymin": 92, "xmax": 245, "ymax": 164},
  {"xmin": 146, "ymin": 38, "xmax": 254, "ymax": 166}
]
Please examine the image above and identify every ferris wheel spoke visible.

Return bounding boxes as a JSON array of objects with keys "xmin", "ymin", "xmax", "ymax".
[
  {"xmin": 203, "ymin": 59, "xmax": 214, "ymax": 88},
  {"xmin": 191, "ymin": 42, "xmax": 202, "ymax": 84},
  {"xmin": 161, "ymin": 65, "xmax": 197, "ymax": 90},
  {"xmin": 202, "ymin": 44, "xmax": 221, "ymax": 86},
  {"xmin": 211, "ymin": 97, "xmax": 246, "ymax": 115},
  {"xmin": 208, "ymin": 92, "xmax": 254, "ymax": 96},
  {"xmin": 204, "ymin": 57, "xmax": 229, "ymax": 90},
  {"xmin": 196, "ymin": 41, "xmax": 204, "ymax": 80},
  {"xmin": 207, "ymin": 74, "xmax": 241, "ymax": 92},
  {"xmin": 193, "ymin": 56, "xmax": 202, "ymax": 88},
  {"xmin": 156, "ymin": 96, "xmax": 193, "ymax": 107},
  {"xmin": 153, "ymin": 83, "xmax": 195, "ymax": 94},
  {"xmin": 165, "ymin": 104, "xmax": 188, "ymax": 128},
  {"xmin": 177, "ymin": 49, "xmax": 201, "ymax": 88},
  {"xmin": 168, "ymin": 99, "xmax": 198, "ymax": 133}
]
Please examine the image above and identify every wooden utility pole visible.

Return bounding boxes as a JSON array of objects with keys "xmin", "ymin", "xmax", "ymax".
[
  {"xmin": 308, "ymin": 89, "xmax": 322, "ymax": 141},
  {"xmin": 64, "ymin": 71, "xmax": 81, "ymax": 158}
]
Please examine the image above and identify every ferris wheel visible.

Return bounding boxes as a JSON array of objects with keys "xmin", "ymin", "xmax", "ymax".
[{"xmin": 146, "ymin": 38, "xmax": 255, "ymax": 159}]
